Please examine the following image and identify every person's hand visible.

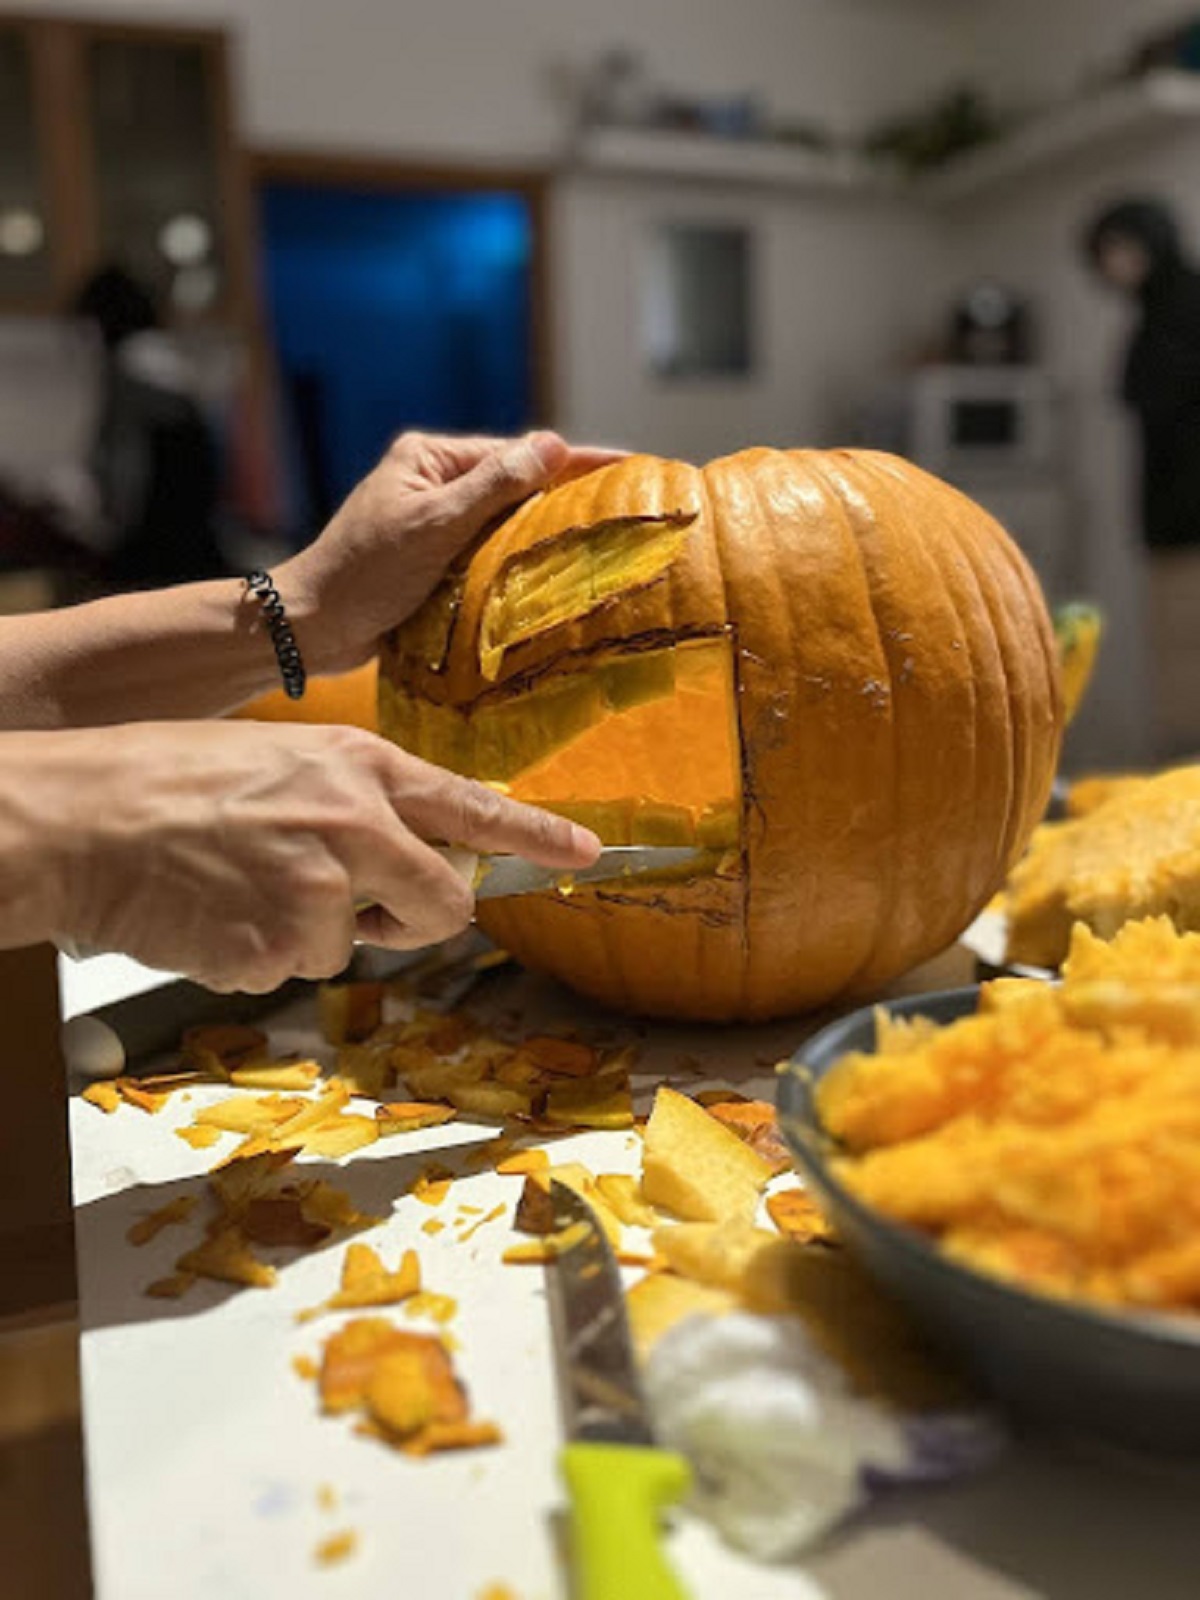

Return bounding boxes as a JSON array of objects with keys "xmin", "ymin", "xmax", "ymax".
[
  {"xmin": 278, "ymin": 430, "xmax": 625, "ymax": 676},
  {"xmin": 30, "ymin": 721, "xmax": 600, "ymax": 992}
]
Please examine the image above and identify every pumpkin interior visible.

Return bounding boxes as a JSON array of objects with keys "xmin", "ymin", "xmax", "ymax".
[
  {"xmin": 506, "ymin": 636, "xmax": 740, "ymax": 847},
  {"xmin": 381, "ymin": 634, "xmax": 741, "ymax": 848}
]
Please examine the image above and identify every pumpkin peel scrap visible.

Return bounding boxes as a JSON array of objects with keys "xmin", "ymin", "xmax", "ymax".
[
  {"xmin": 298, "ymin": 1245, "xmax": 420, "ymax": 1323},
  {"xmin": 313, "ymin": 1316, "xmax": 499, "ymax": 1457},
  {"xmin": 176, "ymin": 1225, "xmax": 276, "ymax": 1289},
  {"xmin": 82, "ymin": 1081, "xmax": 121, "ymax": 1114}
]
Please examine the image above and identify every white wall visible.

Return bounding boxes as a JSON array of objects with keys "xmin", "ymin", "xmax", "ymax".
[
  {"xmin": 43, "ymin": 0, "xmax": 967, "ymax": 161},
  {"xmin": 554, "ymin": 176, "xmax": 940, "ymax": 458}
]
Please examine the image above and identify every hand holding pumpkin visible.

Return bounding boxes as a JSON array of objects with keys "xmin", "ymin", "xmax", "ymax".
[
  {"xmin": 19, "ymin": 720, "xmax": 599, "ymax": 992},
  {"xmin": 278, "ymin": 430, "xmax": 627, "ymax": 678}
]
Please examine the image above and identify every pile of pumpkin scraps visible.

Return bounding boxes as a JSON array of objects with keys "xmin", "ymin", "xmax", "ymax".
[{"xmin": 819, "ymin": 916, "xmax": 1200, "ymax": 1315}]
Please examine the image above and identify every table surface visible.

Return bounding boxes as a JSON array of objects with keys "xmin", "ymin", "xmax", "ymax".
[{"xmin": 65, "ymin": 945, "xmax": 1200, "ymax": 1600}]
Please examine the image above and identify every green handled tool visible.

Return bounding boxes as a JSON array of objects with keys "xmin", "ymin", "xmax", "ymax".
[{"xmin": 546, "ymin": 1179, "xmax": 693, "ymax": 1600}]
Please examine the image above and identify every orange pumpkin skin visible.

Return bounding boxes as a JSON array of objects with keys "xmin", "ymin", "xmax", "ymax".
[
  {"xmin": 380, "ymin": 449, "xmax": 1063, "ymax": 1021},
  {"xmin": 232, "ymin": 658, "xmax": 378, "ymax": 730}
]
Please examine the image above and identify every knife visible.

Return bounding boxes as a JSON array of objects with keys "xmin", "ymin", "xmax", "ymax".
[
  {"xmin": 546, "ymin": 1179, "xmax": 692, "ymax": 1600},
  {"xmin": 467, "ymin": 844, "xmax": 703, "ymax": 901},
  {"xmin": 58, "ymin": 846, "xmax": 704, "ymax": 966}
]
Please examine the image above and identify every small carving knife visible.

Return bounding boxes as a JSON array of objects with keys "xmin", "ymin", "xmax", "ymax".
[
  {"xmin": 463, "ymin": 843, "xmax": 703, "ymax": 900},
  {"xmin": 546, "ymin": 1179, "xmax": 692, "ymax": 1600}
]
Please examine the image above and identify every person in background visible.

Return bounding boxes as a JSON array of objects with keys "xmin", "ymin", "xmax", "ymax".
[
  {"xmin": 1083, "ymin": 198, "xmax": 1200, "ymax": 760},
  {"xmin": 73, "ymin": 264, "xmax": 227, "ymax": 588},
  {"xmin": 0, "ymin": 430, "xmax": 615, "ymax": 992}
]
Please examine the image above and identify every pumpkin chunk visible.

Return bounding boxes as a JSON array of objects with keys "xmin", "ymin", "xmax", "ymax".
[
  {"xmin": 229, "ymin": 1058, "xmax": 323, "ymax": 1092},
  {"xmin": 478, "ymin": 512, "xmax": 696, "ymax": 680},
  {"xmin": 375, "ymin": 1101, "xmax": 458, "ymax": 1134},
  {"xmin": 642, "ymin": 1086, "xmax": 773, "ymax": 1223}
]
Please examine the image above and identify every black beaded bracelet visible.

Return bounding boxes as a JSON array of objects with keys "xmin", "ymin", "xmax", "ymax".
[{"xmin": 244, "ymin": 570, "xmax": 307, "ymax": 700}]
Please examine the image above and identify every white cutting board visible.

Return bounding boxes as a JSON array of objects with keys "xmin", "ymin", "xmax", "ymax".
[{"xmin": 70, "ymin": 964, "xmax": 1200, "ymax": 1600}]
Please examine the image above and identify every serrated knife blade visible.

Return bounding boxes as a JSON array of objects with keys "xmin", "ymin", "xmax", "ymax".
[{"xmin": 546, "ymin": 1180, "xmax": 692, "ymax": 1600}]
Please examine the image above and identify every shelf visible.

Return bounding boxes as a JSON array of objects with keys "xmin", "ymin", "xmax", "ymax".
[
  {"xmin": 917, "ymin": 70, "xmax": 1200, "ymax": 206},
  {"xmin": 571, "ymin": 125, "xmax": 896, "ymax": 197},
  {"xmin": 570, "ymin": 73, "xmax": 1200, "ymax": 210}
]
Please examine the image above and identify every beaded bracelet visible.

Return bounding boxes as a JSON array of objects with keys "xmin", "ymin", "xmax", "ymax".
[{"xmin": 244, "ymin": 570, "xmax": 307, "ymax": 700}]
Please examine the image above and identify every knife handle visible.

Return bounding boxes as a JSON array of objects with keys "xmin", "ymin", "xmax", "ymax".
[{"xmin": 561, "ymin": 1441, "xmax": 692, "ymax": 1600}]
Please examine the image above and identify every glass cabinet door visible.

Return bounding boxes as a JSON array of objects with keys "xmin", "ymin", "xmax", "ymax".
[
  {"xmin": 0, "ymin": 27, "xmax": 53, "ymax": 303},
  {"xmin": 84, "ymin": 34, "xmax": 227, "ymax": 315}
]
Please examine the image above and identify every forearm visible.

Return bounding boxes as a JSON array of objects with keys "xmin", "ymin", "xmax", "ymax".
[{"xmin": 0, "ymin": 577, "xmax": 316, "ymax": 729}]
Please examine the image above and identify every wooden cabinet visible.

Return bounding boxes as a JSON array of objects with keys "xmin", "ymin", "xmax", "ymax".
[{"xmin": 0, "ymin": 14, "xmax": 254, "ymax": 326}]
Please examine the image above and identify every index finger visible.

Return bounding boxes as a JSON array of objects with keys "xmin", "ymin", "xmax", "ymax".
[{"xmin": 387, "ymin": 758, "xmax": 601, "ymax": 868}]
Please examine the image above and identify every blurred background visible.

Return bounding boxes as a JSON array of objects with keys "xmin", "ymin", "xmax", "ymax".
[{"xmin": 2, "ymin": 0, "xmax": 1200, "ymax": 771}]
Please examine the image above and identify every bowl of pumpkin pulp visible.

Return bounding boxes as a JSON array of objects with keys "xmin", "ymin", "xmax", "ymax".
[{"xmin": 777, "ymin": 916, "xmax": 1200, "ymax": 1455}]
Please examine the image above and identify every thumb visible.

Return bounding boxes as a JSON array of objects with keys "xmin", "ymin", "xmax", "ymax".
[{"xmin": 441, "ymin": 431, "xmax": 569, "ymax": 530}]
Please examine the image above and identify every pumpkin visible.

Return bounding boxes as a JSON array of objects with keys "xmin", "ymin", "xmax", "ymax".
[
  {"xmin": 231, "ymin": 658, "xmax": 378, "ymax": 730},
  {"xmin": 379, "ymin": 448, "xmax": 1063, "ymax": 1021}
]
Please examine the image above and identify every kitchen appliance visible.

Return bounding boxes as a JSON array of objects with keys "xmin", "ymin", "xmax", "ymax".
[
  {"xmin": 860, "ymin": 364, "xmax": 1075, "ymax": 598},
  {"xmin": 948, "ymin": 282, "xmax": 1034, "ymax": 366},
  {"xmin": 864, "ymin": 364, "xmax": 1059, "ymax": 482},
  {"xmin": 546, "ymin": 1180, "xmax": 692, "ymax": 1600}
]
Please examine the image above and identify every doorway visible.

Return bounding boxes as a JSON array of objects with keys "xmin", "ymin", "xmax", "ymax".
[{"xmin": 254, "ymin": 155, "xmax": 549, "ymax": 539}]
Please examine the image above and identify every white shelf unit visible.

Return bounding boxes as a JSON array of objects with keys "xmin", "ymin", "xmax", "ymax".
[
  {"xmin": 571, "ymin": 125, "xmax": 897, "ymax": 197},
  {"xmin": 570, "ymin": 73, "xmax": 1200, "ymax": 208},
  {"xmin": 917, "ymin": 70, "xmax": 1200, "ymax": 206}
]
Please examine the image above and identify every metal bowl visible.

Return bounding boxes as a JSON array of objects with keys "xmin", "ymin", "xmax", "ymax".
[{"xmin": 776, "ymin": 987, "xmax": 1200, "ymax": 1455}]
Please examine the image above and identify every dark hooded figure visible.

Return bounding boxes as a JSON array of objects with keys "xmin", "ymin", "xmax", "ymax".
[
  {"xmin": 73, "ymin": 265, "xmax": 227, "ymax": 588},
  {"xmin": 1083, "ymin": 198, "xmax": 1200, "ymax": 759},
  {"xmin": 1083, "ymin": 198, "xmax": 1200, "ymax": 550}
]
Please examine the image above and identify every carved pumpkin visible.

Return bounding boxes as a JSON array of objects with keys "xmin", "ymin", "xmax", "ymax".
[{"xmin": 380, "ymin": 449, "xmax": 1062, "ymax": 1021}]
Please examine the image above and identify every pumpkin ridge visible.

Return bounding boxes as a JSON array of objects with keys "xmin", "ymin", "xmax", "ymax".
[
  {"xmin": 864, "ymin": 451, "xmax": 1004, "ymax": 972},
  {"xmin": 851, "ymin": 452, "xmax": 995, "ymax": 960},
  {"xmin": 984, "ymin": 518, "xmax": 1064, "ymax": 755},
  {"xmin": 977, "ymin": 516, "xmax": 1061, "ymax": 856},
  {"xmin": 954, "ymin": 505, "xmax": 1048, "ymax": 875},
  {"xmin": 808, "ymin": 452, "xmax": 902, "ymax": 998},
  {"xmin": 926, "ymin": 479, "xmax": 1031, "ymax": 893}
]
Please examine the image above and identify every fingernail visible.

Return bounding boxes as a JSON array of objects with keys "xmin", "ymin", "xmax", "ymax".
[{"xmin": 571, "ymin": 823, "xmax": 602, "ymax": 859}]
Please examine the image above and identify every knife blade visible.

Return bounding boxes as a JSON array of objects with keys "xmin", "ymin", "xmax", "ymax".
[
  {"xmin": 472, "ymin": 844, "xmax": 703, "ymax": 901},
  {"xmin": 546, "ymin": 1179, "xmax": 692, "ymax": 1600}
]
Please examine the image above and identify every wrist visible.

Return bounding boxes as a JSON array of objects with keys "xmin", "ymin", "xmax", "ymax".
[{"xmin": 274, "ymin": 552, "xmax": 367, "ymax": 678}]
